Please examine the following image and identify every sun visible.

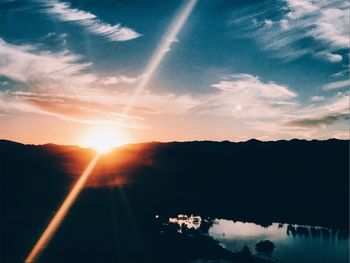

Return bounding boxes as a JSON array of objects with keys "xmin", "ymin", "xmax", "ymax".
[{"xmin": 82, "ymin": 128, "xmax": 125, "ymax": 153}]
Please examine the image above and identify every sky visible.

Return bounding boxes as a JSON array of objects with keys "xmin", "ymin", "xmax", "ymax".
[{"xmin": 0, "ymin": 0, "xmax": 349, "ymax": 145}]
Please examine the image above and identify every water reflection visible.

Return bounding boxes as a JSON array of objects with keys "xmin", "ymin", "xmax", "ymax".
[
  {"xmin": 169, "ymin": 214, "xmax": 201, "ymax": 232},
  {"xmin": 168, "ymin": 215, "xmax": 349, "ymax": 263},
  {"xmin": 286, "ymin": 224, "xmax": 349, "ymax": 240}
]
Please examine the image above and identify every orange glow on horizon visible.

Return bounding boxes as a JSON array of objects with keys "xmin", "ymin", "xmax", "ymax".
[{"xmin": 81, "ymin": 128, "xmax": 126, "ymax": 153}]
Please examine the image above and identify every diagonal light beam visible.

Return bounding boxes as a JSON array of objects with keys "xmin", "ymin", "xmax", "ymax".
[
  {"xmin": 25, "ymin": 1, "xmax": 197, "ymax": 262},
  {"xmin": 25, "ymin": 154, "xmax": 100, "ymax": 262},
  {"xmin": 121, "ymin": 0, "xmax": 197, "ymax": 118}
]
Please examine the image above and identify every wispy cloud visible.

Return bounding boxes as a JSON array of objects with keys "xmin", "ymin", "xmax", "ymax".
[
  {"xmin": 285, "ymin": 92, "xmax": 349, "ymax": 128},
  {"xmin": 310, "ymin": 96, "xmax": 324, "ymax": 102},
  {"xmin": 193, "ymin": 74, "xmax": 349, "ymax": 139},
  {"xmin": 0, "ymin": 35, "xmax": 348, "ymax": 139},
  {"xmin": 232, "ymin": 0, "xmax": 349, "ymax": 61},
  {"xmin": 0, "ymin": 90, "xmax": 151, "ymax": 129},
  {"xmin": 6, "ymin": 73, "xmax": 295, "ymax": 126},
  {"xmin": 306, "ymin": 1, "xmax": 349, "ymax": 49},
  {"xmin": 42, "ymin": 0, "xmax": 141, "ymax": 41},
  {"xmin": 0, "ymin": 38, "xmax": 95, "ymax": 85},
  {"xmin": 191, "ymin": 73, "xmax": 297, "ymax": 119},
  {"xmin": 101, "ymin": 75, "xmax": 141, "ymax": 86},
  {"xmin": 43, "ymin": 0, "xmax": 95, "ymax": 21},
  {"xmin": 323, "ymin": 79, "xmax": 350, "ymax": 90},
  {"xmin": 212, "ymin": 74, "xmax": 296, "ymax": 98},
  {"xmin": 0, "ymin": 38, "xmax": 146, "ymax": 128},
  {"xmin": 283, "ymin": 0, "xmax": 350, "ymax": 50},
  {"xmin": 247, "ymin": 92, "xmax": 349, "ymax": 140},
  {"xmin": 287, "ymin": 113, "xmax": 349, "ymax": 128},
  {"xmin": 0, "ymin": 86, "xmax": 204, "ymax": 130},
  {"xmin": 316, "ymin": 52, "xmax": 343, "ymax": 63},
  {"xmin": 0, "ymin": 35, "xmax": 201, "ymax": 129}
]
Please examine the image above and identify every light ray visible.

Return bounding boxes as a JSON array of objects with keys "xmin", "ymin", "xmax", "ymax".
[
  {"xmin": 25, "ymin": 1, "xmax": 197, "ymax": 261},
  {"xmin": 25, "ymin": 154, "xmax": 100, "ymax": 263},
  {"xmin": 121, "ymin": 0, "xmax": 198, "ymax": 118}
]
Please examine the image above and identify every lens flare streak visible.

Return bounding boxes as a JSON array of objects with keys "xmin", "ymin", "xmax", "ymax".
[
  {"xmin": 25, "ymin": 1, "xmax": 197, "ymax": 261},
  {"xmin": 24, "ymin": 154, "xmax": 100, "ymax": 263},
  {"xmin": 121, "ymin": 0, "xmax": 198, "ymax": 118}
]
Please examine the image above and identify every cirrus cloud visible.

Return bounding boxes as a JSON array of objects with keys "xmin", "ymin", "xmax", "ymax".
[
  {"xmin": 0, "ymin": 36, "xmax": 348, "ymax": 140},
  {"xmin": 42, "ymin": 0, "xmax": 141, "ymax": 42},
  {"xmin": 231, "ymin": 0, "xmax": 349, "ymax": 61},
  {"xmin": 323, "ymin": 79, "xmax": 350, "ymax": 90},
  {"xmin": 190, "ymin": 73, "xmax": 297, "ymax": 119},
  {"xmin": 0, "ymin": 38, "xmax": 95, "ymax": 85}
]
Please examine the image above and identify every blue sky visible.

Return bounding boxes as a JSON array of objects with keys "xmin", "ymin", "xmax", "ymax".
[{"xmin": 0, "ymin": 0, "xmax": 349, "ymax": 144}]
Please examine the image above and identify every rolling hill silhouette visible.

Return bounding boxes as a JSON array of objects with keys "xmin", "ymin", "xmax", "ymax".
[{"xmin": 0, "ymin": 139, "xmax": 348, "ymax": 262}]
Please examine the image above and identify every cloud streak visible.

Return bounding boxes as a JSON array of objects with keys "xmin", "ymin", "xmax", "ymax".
[
  {"xmin": 0, "ymin": 38, "xmax": 95, "ymax": 85},
  {"xmin": 1, "ymin": 60, "xmax": 348, "ymax": 140},
  {"xmin": 212, "ymin": 74, "xmax": 296, "ymax": 99},
  {"xmin": 42, "ymin": 0, "xmax": 141, "ymax": 41},
  {"xmin": 323, "ymin": 79, "xmax": 350, "ymax": 90},
  {"xmin": 191, "ymin": 74, "xmax": 297, "ymax": 119},
  {"xmin": 197, "ymin": 74, "xmax": 349, "ymax": 139},
  {"xmin": 287, "ymin": 113, "xmax": 349, "ymax": 128},
  {"xmin": 232, "ymin": 0, "xmax": 349, "ymax": 61},
  {"xmin": 101, "ymin": 75, "xmax": 141, "ymax": 86},
  {"xmin": 0, "ymin": 34, "xmax": 347, "ymax": 140},
  {"xmin": 284, "ymin": 92, "xmax": 349, "ymax": 129}
]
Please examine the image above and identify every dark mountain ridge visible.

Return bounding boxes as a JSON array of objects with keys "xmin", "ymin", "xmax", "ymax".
[
  {"xmin": 0, "ymin": 138, "xmax": 348, "ymax": 225},
  {"xmin": 0, "ymin": 139, "xmax": 348, "ymax": 262}
]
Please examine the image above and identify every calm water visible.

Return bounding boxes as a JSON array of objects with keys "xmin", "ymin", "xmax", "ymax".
[{"xmin": 168, "ymin": 215, "xmax": 349, "ymax": 263}]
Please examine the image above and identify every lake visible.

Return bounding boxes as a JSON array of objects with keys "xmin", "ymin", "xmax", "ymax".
[{"xmin": 168, "ymin": 215, "xmax": 349, "ymax": 263}]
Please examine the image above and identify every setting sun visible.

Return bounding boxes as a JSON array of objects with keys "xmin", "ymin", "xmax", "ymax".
[{"xmin": 82, "ymin": 128, "xmax": 125, "ymax": 153}]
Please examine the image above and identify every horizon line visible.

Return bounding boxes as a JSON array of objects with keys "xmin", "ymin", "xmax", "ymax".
[{"xmin": 0, "ymin": 137, "xmax": 347, "ymax": 148}]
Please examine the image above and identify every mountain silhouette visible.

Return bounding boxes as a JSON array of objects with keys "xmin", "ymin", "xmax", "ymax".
[{"xmin": 0, "ymin": 139, "xmax": 348, "ymax": 262}]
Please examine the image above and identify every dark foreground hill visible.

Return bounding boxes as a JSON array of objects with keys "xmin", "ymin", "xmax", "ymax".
[{"xmin": 0, "ymin": 139, "xmax": 348, "ymax": 262}]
